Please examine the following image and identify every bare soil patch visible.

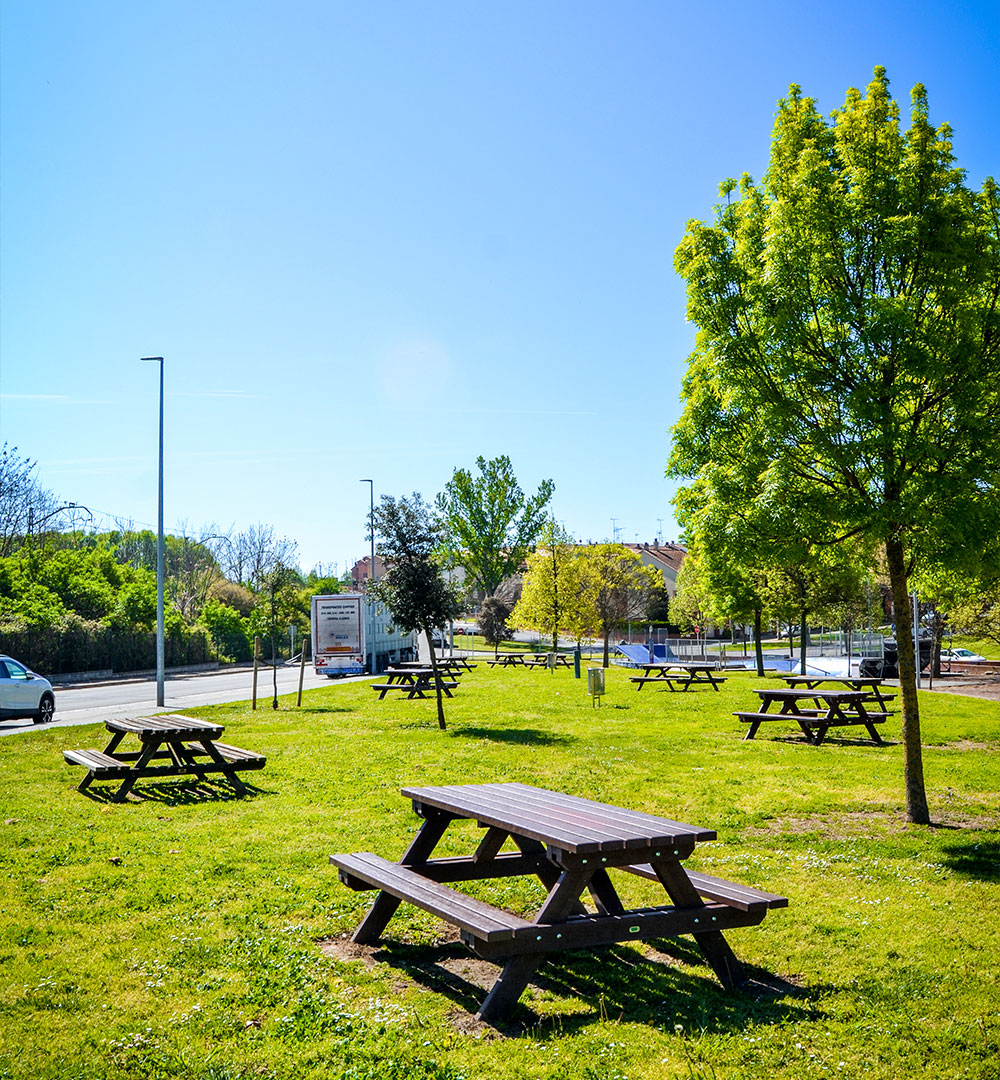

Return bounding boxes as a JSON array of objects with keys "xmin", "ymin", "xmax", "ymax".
[
  {"xmin": 746, "ymin": 808, "xmax": 1000, "ymax": 838},
  {"xmin": 925, "ymin": 674, "xmax": 1000, "ymax": 701}
]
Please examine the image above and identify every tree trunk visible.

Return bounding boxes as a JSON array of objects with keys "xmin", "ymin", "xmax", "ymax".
[
  {"xmin": 884, "ymin": 538, "xmax": 930, "ymax": 824},
  {"xmin": 602, "ymin": 628, "xmax": 610, "ymax": 668},
  {"xmin": 271, "ymin": 631, "xmax": 279, "ymax": 709},
  {"xmin": 753, "ymin": 606, "xmax": 765, "ymax": 677},
  {"xmin": 799, "ymin": 603, "xmax": 808, "ymax": 675},
  {"xmin": 424, "ymin": 628, "xmax": 447, "ymax": 730}
]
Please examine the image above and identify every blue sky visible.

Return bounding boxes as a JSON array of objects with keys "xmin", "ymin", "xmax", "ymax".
[{"xmin": 2, "ymin": 0, "xmax": 997, "ymax": 573}]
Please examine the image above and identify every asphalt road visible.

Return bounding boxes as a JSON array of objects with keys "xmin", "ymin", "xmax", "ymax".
[{"xmin": 0, "ymin": 664, "xmax": 360, "ymax": 737}]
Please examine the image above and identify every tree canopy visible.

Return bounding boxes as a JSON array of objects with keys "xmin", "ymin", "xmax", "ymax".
[
  {"xmin": 669, "ymin": 69, "xmax": 1000, "ymax": 823},
  {"xmin": 369, "ymin": 493, "xmax": 461, "ymax": 729},
  {"xmin": 575, "ymin": 544, "xmax": 660, "ymax": 666},
  {"xmin": 509, "ymin": 521, "xmax": 579, "ymax": 652},
  {"xmin": 436, "ymin": 455, "xmax": 554, "ymax": 598}
]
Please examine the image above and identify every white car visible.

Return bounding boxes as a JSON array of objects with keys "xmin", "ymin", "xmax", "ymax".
[
  {"xmin": 942, "ymin": 647, "xmax": 987, "ymax": 662},
  {"xmin": 0, "ymin": 655, "xmax": 55, "ymax": 724}
]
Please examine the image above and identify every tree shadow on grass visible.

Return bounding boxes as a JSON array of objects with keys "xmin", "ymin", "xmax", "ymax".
[
  {"xmin": 765, "ymin": 733, "xmax": 898, "ymax": 748},
  {"xmin": 292, "ymin": 706, "xmax": 354, "ymax": 715},
  {"xmin": 369, "ymin": 937, "xmax": 813, "ymax": 1036},
  {"xmin": 79, "ymin": 777, "xmax": 271, "ymax": 805},
  {"xmin": 937, "ymin": 838, "xmax": 1000, "ymax": 882},
  {"xmin": 449, "ymin": 726, "xmax": 575, "ymax": 746}
]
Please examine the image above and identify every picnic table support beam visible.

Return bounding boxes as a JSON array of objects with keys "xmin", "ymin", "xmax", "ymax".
[
  {"xmin": 477, "ymin": 867, "xmax": 592, "ymax": 1024},
  {"xmin": 353, "ymin": 812, "xmax": 453, "ymax": 945},
  {"xmin": 112, "ymin": 738, "xmax": 163, "ymax": 802},
  {"xmin": 650, "ymin": 859, "xmax": 747, "ymax": 988}
]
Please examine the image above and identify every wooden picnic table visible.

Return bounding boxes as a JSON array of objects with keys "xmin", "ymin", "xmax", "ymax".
[
  {"xmin": 331, "ymin": 782, "xmax": 786, "ymax": 1024},
  {"xmin": 396, "ymin": 657, "xmax": 477, "ymax": 673},
  {"xmin": 736, "ymin": 687, "xmax": 888, "ymax": 745},
  {"xmin": 527, "ymin": 652, "xmax": 573, "ymax": 668},
  {"xmin": 63, "ymin": 714, "xmax": 265, "ymax": 801},
  {"xmin": 487, "ymin": 652, "xmax": 573, "ymax": 669},
  {"xmin": 780, "ymin": 675, "xmax": 895, "ymax": 711},
  {"xmin": 631, "ymin": 661, "xmax": 727, "ymax": 692},
  {"xmin": 486, "ymin": 652, "xmax": 530, "ymax": 668},
  {"xmin": 371, "ymin": 667, "xmax": 458, "ymax": 700}
]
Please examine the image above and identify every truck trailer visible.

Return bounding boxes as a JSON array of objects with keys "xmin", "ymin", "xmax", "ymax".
[{"xmin": 310, "ymin": 593, "xmax": 417, "ymax": 677}]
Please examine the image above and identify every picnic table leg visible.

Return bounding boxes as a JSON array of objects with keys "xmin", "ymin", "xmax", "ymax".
[
  {"xmin": 112, "ymin": 737, "xmax": 164, "ymax": 802},
  {"xmin": 477, "ymin": 868, "xmax": 593, "ymax": 1024},
  {"xmin": 199, "ymin": 740, "xmax": 250, "ymax": 795},
  {"xmin": 855, "ymin": 703, "xmax": 885, "ymax": 744},
  {"xmin": 779, "ymin": 702, "xmax": 817, "ymax": 744},
  {"xmin": 587, "ymin": 869, "xmax": 626, "ymax": 915},
  {"xmin": 649, "ymin": 859, "xmax": 747, "ymax": 988},
  {"xmin": 352, "ymin": 814, "xmax": 453, "ymax": 945},
  {"xmin": 511, "ymin": 837, "xmax": 587, "ymax": 916}
]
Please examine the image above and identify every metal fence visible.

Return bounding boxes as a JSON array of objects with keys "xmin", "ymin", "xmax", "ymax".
[
  {"xmin": 0, "ymin": 627, "xmax": 212, "ymax": 676},
  {"xmin": 617, "ymin": 630, "xmax": 887, "ymax": 668}
]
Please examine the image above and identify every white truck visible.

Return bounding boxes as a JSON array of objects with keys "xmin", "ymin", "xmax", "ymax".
[{"xmin": 310, "ymin": 593, "xmax": 417, "ymax": 677}]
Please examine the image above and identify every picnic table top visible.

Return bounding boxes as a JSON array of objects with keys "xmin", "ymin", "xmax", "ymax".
[
  {"xmin": 106, "ymin": 714, "xmax": 225, "ymax": 739},
  {"xmin": 396, "ymin": 658, "xmax": 469, "ymax": 667},
  {"xmin": 756, "ymin": 687, "xmax": 870, "ymax": 701},
  {"xmin": 401, "ymin": 781, "xmax": 716, "ymax": 854},
  {"xmin": 638, "ymin": 661, "xmax": 717, "ymax": 671},
  {"xmin": 781, "ymin": 675, "xmax": 884, "ymax": 686}
]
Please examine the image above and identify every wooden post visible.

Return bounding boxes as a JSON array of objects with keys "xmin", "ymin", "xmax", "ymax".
[
  {"xmin": 296, "ymin": 634, "xmax": 307, "ymax": 707},
  {"xmin": 252, "ymin": 636, "xmax": 260, "ymax": 710}
]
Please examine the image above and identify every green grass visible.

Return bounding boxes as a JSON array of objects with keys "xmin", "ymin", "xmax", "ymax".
[{"xmin": 1, "ymin": 666, "xmax": 998, "ymax": 1079}]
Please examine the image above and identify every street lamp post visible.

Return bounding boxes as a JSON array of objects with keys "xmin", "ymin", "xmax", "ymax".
[
  {"xmin": 360, "ymin": 479, "xmax": 375, "ymax": 675},
  {"xmin": 142, "ymin": 356, "xmax": 165, "ymax": 707}
]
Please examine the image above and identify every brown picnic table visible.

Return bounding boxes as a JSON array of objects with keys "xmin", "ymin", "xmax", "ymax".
[
  {"xmin": 736, "ymin": 687, "xmax": 888, "ymax": 745},
  {"xmin": 487, "ymin": 652, "xmax": 572, "ymax": 669},
  {"xmin": 331, "ymin": 782, "xmax": 787, "ymax": 1024},
  {"xmin": 63, "ymin": 714, "xmax": 265, "ymax": 801},
  {"xmin": 486, "ymin": 652, "xmax": 532, "ymax": 668},
  {"xmin": 371, "ymin": 667, "xmax": 458, "ymax": 700},
  {"xmin": 780, "ymin": 675, "xmax": 895, "ymax": 711},
  {"xmin": 396, "ymin": 658, "xmax": 477, "ymax": 673},
  {"xmin": 631, "ymin": 661, "xmax": 727, "ymax": 692}
]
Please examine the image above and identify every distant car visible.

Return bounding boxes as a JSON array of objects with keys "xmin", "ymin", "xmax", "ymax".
[
  {"xmin": 0, "ymin": 655, "xmax": 55, "ymax": 724},
  {"xmin": 942, "ymin": 648, "xmax": 987, "ymax": 661}
]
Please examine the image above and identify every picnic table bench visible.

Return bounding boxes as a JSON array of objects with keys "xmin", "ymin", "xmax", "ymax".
[
  {"xmin": 331, "ymin": 782, "xmax": 786, "ymax": 1024},
  {"xmin": 780, "ymin": 675, "xmax": 895, "ymax": 711},
  {"xmin": 735, "ymin": 687, "xmax": 888, "ymax": 745},
  {"xmin": 63, "ymin": 714, "xmax": 265, "ymax": 801},
  {"xmin": 371, "ymin": 667, "xmax": 459, "ymax": 699},
  {"xmin": 630, "ymin": 662, "xmax": 727, "ymax": 692}
]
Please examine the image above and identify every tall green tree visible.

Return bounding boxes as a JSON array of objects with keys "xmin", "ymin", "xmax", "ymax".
[
  {"xmin": 669, "ymin": 69, "xmax": 1000, "ymax": 823},
  {"xmin": 477, "ymin": 596, "xmax": 511, "ymax": 658},
  {"xmin": 575, "ymin": 544, "xmax": 660, "ymax": 666},
  {"xmin": 436, "ymin": 455, "xmax": 554, "ymax": 598},
  {"xmin": 369, "ymin": 494, "xmax": 462, "ymax": 730},
  {"xmin": 509, "ymin": 521, "xmax": 578, "ymax": 652}
]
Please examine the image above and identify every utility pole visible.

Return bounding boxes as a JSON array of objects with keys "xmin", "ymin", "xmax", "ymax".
[
  {"xmin": 360, "ymin": 479, "xmax": 375, "ymax": 674},
  {"xmin": 142, "ymin": 356, "xmax": 165, "ymax": 706}
]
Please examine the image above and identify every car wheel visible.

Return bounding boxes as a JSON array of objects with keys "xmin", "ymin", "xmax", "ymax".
[{"xmin": 34, "ymin": 694, "xmax": 55, "ymax": 724}]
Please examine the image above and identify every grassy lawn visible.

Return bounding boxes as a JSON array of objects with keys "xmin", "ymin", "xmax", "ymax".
[{"xmin": 1, "ymin": 666, "xmax": 998, "ymax": 1079}]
